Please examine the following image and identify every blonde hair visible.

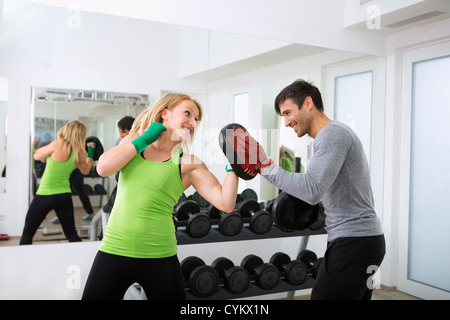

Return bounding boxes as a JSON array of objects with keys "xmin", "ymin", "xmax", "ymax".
[
  {"xmin": 57, "ymin": 120, "xmax": 88, "ymax": 163},
  {"xmin": 130, "ymin": 93, "xmax": 203, "ymax": 152}
]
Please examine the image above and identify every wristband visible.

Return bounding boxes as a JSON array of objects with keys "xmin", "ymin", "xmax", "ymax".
[
  {"xmin": 87, "ymin": 143, "xmax": 96, "ymax": 159},
  {"xmin": 131, "ymin": 122, "xmax": 166, "ymax": 153},
  {"xmin": 225, "ymin": 162, "xmax": 234, "ymax": 172},
  {"xmin": 131, "ymin": 137, "xmax": 149, "ymax": 154}
]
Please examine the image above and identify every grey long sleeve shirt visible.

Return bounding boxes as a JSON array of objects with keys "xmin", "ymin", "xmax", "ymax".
[{"xmin": 262, "ymin": 120, "xmax": 382, "ymax": 241}]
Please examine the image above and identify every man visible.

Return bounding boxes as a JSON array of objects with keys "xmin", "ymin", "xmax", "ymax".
[
  {"xmin": 233, "ymin": 80, "xmax": 385, "ymax": 300},
  {"xmin": 115, "ymin": 116, "xmax": 135, "ymax": 145}
]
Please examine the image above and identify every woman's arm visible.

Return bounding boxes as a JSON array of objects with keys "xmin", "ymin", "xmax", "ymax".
[
  {"xmin": 33, "ymin": 140, "xmax": 57, "ymax": 163},
  {"xmin": 96, "ymin": 123, "xmax": 166, "ymax": 177},
  {"xmin": 184, "ymin": 155, "xmax": 238, "ymax": 213},
  {"xmin": 95, "ymin": 133, "xmax": 138, "ymax": 177},
  {"xmin": 75, "ymin": 142, "xmax": 94, "ymax": 175}
]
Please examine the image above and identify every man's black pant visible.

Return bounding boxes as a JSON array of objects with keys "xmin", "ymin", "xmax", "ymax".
[{"xmin": 311, "ymin": 234, "xmax": 385, "ymax": 300}]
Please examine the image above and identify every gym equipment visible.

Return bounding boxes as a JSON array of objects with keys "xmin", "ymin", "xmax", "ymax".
[
  {"xmin": 0, "ymin": 233, "xmax": 9, "ymax": 240},
  {"xmin": 94, "ymin": 184, "xmax": 107, "ymax": 195},
  {"xmin": 297, "ymin": 249, "xmax": 322, "ymax": 279},
  {"xmin": 241, "ymin": 254, "xmax": 280, "ymax": 290},
  {"xmin": 84, "ymin": 184, "xmax": 94, "ymax": 195},
  {"xmin": 232, "ymin": 188, "xmax": 258, "ymax": 209},
  {"xmin": 192, "ymin": 191, "xmax": 209, "ymax": 208},
  {"xmin": 174, "ymin": 200, "xmax": 211, "ymax": 238},
  {"xmin": 269, "ymin": 252, "xmax": 307, "ymax": 285},
  {"xmin": 176, "ymin": 193, "xmax": 186, "ymax": 206},
  {"xmin": 218, "ymin": 123, "xmax": 256, "ymax": 181},
  {"xmin": 237, "ymin": 199, "xmax": 273, "ymax": 234},
  {"xmin": 240, "ymin": 188, "xmax": 258, "ymax": 202},
  {"xmin": 271, "ymin": 191, "xmax": 321, "ymax": 231},
  {"xmin": 207, "ymin": 204, "xmax": 243, "ymax": 237},
  {"xmin": 181, "ymin": 256, "xmax": 220, "ymax": 298},
  {"xmin": 211, "ymin": 257, "xmax": 249, "ymax": 294},
  {"xmin": 85, "ymin": 136, "xmax": 104, "ymax": 161},
  {"xmin": 307, "ymin": 202, "xmax": 325, "ymax": 231}
]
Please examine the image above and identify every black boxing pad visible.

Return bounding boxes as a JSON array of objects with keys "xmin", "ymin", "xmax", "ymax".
[
  {"xmin": 85, "ymin": 136, "xmax": 104, "ymax": 161},
  {"xmin": 218, "ymin": 123, "xmax": 256, "ymax": 181},
  {"xmin": 271, "ymin": 191, "xmax": 319, "ymax": 231}
]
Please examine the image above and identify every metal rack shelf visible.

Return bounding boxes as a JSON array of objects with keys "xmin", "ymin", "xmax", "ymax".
[
  {"xmin": 176, "ymin": 222, "xmax": 326, "ymax": 245},
  {"xmin": 185, "ymin": 276, "xmax": 316, "ymax": 300},
  {"xmin": 176, "ymin": 222, "xmax": 326, "ymax": 300}
]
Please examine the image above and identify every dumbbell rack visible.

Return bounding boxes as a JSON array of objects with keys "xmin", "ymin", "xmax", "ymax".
[
  {"xmin": 176, "ymin": 223, "xmax": 325, "ymax": 245},
  {"xmin": 79, "ymin": 172, "xmax": 110, "ymax": 207},
  {"xmin": 185, "ymin": 276, "xmax": 316, "ymax": 300},
  {"xmin": 177, "ymin": 223, "xmax": 326, "ymax": 300}
]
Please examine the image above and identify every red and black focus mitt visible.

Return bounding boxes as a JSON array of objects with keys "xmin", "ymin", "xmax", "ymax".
[{"xmin": 218, "ymin": 123, "xmax": 273, "ymax": 180}]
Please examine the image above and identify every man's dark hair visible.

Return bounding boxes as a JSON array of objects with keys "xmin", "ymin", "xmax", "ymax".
[
  {"xmin": 117, "ymin": 116, "xmax": 135, "ymax": 131},
  {"xmin": 274, "ymin": 79, "xmax": 324, "ymax": 114}
]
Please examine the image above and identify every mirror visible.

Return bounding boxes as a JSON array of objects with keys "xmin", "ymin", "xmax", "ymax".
[
  {"xmin": 2, "ymin": 1, "xmax": 355, "ymax": 246},
  {"xmin": 30, "ymin": 88, "xmax": 151, "ymax": 241},
  {"xmin": 0, "ymin": 77, "xmax": 7, "ymax": 193}
]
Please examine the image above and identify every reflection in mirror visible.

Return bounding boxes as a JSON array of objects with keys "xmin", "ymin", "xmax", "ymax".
[
  {"xmin": 29, "ymin": 87, "xmax": 148, "ymax": 242},
  {"xmin": 0, "ymin": 77, "xmax": 7, "ymax": 193}
]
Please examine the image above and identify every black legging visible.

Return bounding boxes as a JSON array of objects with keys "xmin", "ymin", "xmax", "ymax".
[
  {"xmin": 20, "ymin": 193, "xmax": 81, "ymax": 245},
  {"xmin": 69, "ymin": 168, "xmax": 93, "ymax": 214},
  {"xmin": 82, "ymin": 251, "xmax": 185, "ymax": 300}
]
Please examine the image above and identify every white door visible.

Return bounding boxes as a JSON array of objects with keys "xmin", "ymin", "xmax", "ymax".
[
  {"xmin": 325, "ymin": 57, "xmax": 386, "ymax": 226},
  {"xmin": 398, "ymin": 40, "xmax": 450, "ymax": 299}
]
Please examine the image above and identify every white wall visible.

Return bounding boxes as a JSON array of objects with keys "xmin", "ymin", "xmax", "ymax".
[
  {"xmin": 0, "ymin": 2, "xmax": 208, "ymax": 235},
  {"xmin": 22, "ymin": 0, "xmax": 387, "ymax": 56},
  {"xmin": 1, "ymin": 0, "xmax": 450, "ymax": 300}
]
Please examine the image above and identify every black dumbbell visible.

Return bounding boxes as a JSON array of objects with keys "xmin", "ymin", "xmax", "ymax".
[
  {"xmin": 84, "ymin": 184, "xmax": 94, "ymax": 195},
  {"xmin": 308, "ymin": 202, "xmax": 326, "ymax": 231},
  {"xmin": 207, "ymin": 204, "xmax": 243, "ymax": 237},
  {"xmin": 269, "ymin": 252, "xmax": 307, "ymax": 285},
  {"xmin": 172, "ymin": 193, "xmax": 187, "ymax": 232},
  {"xmin": 297, "ymin": 249, "xmax": 323, "ymax": 279},
  {"xmin": 211, "ymin": 257, "xmax": 249, "ymax": 294},
  {"xmin": 264, "ymin": 198, "xmax": 293, "ymax": 233},
  {"xmin": 233, "ymin": 188, "xmax": 257, "ymax": 209},
  {"xmin": 94, "ymin": 184, "xmax": 107, "ymax": 195},
  {"xmin": 241, "ymin": 254, "xmax": 280, "ymax": 290},
  {"xmin": 174, "ymin": 200, "xmax": 211, "ymax": 238},
  {"xmin": 180, "ymin": 256, "xmax": 220, "ymax": 298},
  {"xmin": 193, "ymin": 191, "xmax": 210, "ymax": 208},
  {"xmin": 240, "ymin": 188, "xmax": 258, "ymax": 202},
  {"xmin": 236, "ymin": 199, "xmax": 273, "ymax": 234}
]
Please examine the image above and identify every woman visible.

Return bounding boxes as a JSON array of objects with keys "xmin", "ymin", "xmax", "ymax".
[
  {"xmin": 82, "ymin": 93, "xmax": 238, "ymax": 300},
  {"xmin": 20, "ymin": 120, "xmax": 95, "ymax": 245}
]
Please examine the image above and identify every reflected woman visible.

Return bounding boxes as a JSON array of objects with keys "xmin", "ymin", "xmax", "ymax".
[
  {"xmin": 20, "ymin": 120, "xmax": 95, "ymax": 245},
  {"xmin": 82, "ymin": 93, "xmax": 238, "ymax": 300}
]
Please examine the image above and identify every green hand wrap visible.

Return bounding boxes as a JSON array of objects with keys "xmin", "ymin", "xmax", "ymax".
[
  {"xmin": 87, "ymin": 143, "xmax": 96, "ymax": 159},
  {"xmin": 225, "ymin": 161, "xmax": 233, "ymax": 172},
  {"xmin": 131, "ymin": 122, "xmax": 167, "ymax": 153}
]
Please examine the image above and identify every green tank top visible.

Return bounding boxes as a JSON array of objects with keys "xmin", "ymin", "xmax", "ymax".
[
  {"xmin": 100, "ymin": 149, "xmax": 184, "ymax": 258},
  {"xmin": 282, "ymin": 157, "xmax": 293, "ymax": 172},
  {"xmin": 36, "ymin": 151, "xmax": 75, "ymax": 195}
]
